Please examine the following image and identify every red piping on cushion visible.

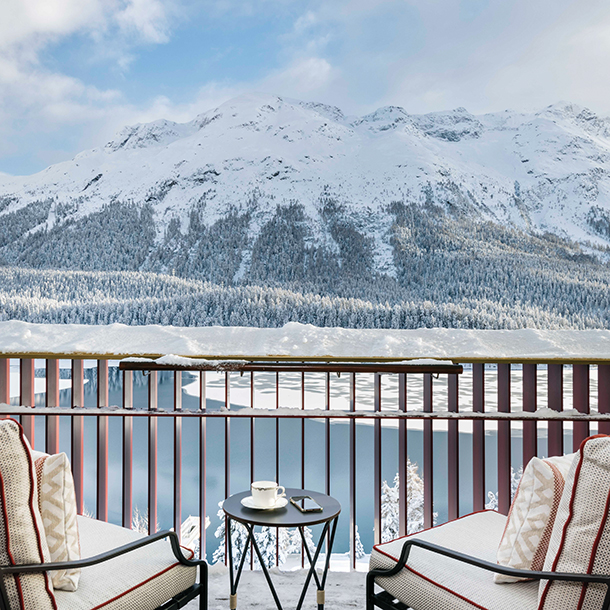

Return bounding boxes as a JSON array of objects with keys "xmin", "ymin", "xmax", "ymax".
[
  {"xmin": 18, "ymin": 424, "xmax": 57, "ymax": 610},
  {"xmin": 91, "ymin": 545, "xmax": 196, "ymax": 609},
  {"xmin": 497, "ymin": 476, "xmax": 524, "ymax": 553},
  {"xmin": 0, "ymin": 463, "xmax": 25, "ymax": 610},
  {"xmin": 372, "ymin": 510, "xmax": 499, "ymax": 610},
  {"xmin": 530, "ymin": 461, "xmax": 565, "ymax": 572},
  {"xmin": 537, "ymin": 435, "xmax": 609, "ymax": 609},
  {"xmin": 576, "ymin": 481, "xmax": 610, "ymax": 609}
]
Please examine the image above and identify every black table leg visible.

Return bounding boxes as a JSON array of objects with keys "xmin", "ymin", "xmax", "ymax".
[
  {"xmin": 248, "ymin": 524, "xmax": 285, "ymax": 610},
  {"xmin": 227, "ymin": 518, "xmax": 254, "ymax": 609},
  {"xmin": 296, "ymin": 517, "xmax": 339, "ymax": 610},
  {"xmin": 228, "ymin": 516, "xmax": 339, "ymax": 610},
  {"xmin": 318, "ymin": 517, "xmax": 339, "ymax": 610}
]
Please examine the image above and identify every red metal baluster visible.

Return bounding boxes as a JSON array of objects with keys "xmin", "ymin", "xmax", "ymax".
[
  {"xmin": 71, "ymin": 360, "xmax": 85, "ymax": 515},
  {"xmin": 374, "ymin": 373, "xmax": 382, "ymax": 544},
  {"xmin": 423, "ymin": 373, "xmax": 433, "ymax": 529},
  {"xmin": 20, "ymin": 358, "xmax": 35, "ymax": 445},
  {"xmin": 398, "ymin": 373, "xmax": 408, "ymax": 534},
  {"xmin": 599, "ymin": 365, "xmax": 610, "ymax": 436},
  {"xmin": 224, "ymin": 371, "xmax": 230, "ymax": 563},
  {"xmin": 301, "ymin": 371, "xmax": 305, "ymax": 569},
  {"xmin": 199, "ymin": 371, "xmax": 207, "ymax": 560},
  {"xmin": 447, "ymin": 372, "xmax": 459, "ymax": 520},
  {"xmin": 148, "ymin": 370, "xmax": 158, "ymax": 534},
  {"xmin": 522, "ymin": 363, "xmax": 537, "ymax": 465},
  {"xmin": 276, "ymin": 371, "xmax": 280, "ymax": 567},
  {"xmin": 325, "ymin": 372, "xmax": 331, "ymax": 496},
  {"xmin": 472, "ymin": 363, "xmax": 485, "ymax": 512},
  {"xmin": 0, "ymin": 358, "xmax": 9, "ymax": 415},
  {"xmin": 325, "ymin": 371, "xmax": 331, "ymax": 555},
  {"xmin": 250, "ymin": 371, "xmax": 255, "ymax": 570},
  {"xmin": 174, "ymin": 371, "xmax": 183, "ymax": 540},
  {"xmin": 497, "ymin": 363, "xmax": 511, "ymax": 515},
  {"xmin": 572, "ymin": 364, "xmax": 590, "ymax": 450},
  {"xmin": 547, "ymin": 364, "xmax": 563, "ymax": 456},
  {"xmin": 122, "ymin": 369, "xmax": 133, "ymax": 528},
  {"xmin": 350, "ymin": 372, "xmax": 357, "ymax": 568},
  {"xmin": 97, "ymin": 360, "xmax": 109, "ymax": 522},
  {"xmin": 45, "ymin": 359, "xmax": 60, "ymax": 454}
]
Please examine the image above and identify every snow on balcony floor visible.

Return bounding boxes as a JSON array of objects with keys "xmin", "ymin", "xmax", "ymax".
[{"xmin": 186, "ymin": 562, "xmax": 367, "ymax": 609}]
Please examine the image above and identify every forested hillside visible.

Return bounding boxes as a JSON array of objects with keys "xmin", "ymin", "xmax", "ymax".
[{"xmin": 2, "ymin": 204, "xmax": 608, "ymax": 329}]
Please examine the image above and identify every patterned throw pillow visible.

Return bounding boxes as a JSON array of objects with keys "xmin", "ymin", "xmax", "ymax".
[
  {"xmin": 539, "ymin": 435, "xmax": 610, "ymax": 609},
  {"xmin": 34, "ymin": 452, "xmax": 81, "ymax": 591},
  {"xmin": 0, "ymin": 419, "xmax": 56, "ymax": 610},
  {"xmin": 494, "ymin": 452, "xmax": 575, "ymax": 583}
]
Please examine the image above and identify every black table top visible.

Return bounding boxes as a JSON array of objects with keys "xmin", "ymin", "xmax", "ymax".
[{"xmin": 223, "ymin": 488, "xmax": 341, "ymax": 528}]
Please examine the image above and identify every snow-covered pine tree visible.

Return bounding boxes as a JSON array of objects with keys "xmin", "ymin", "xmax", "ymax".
[
  {"xmin": 485, "ymin": 466, "xmax": 523, "ymax": 510},
  {"xmin": 212, "ymin": 502, "xmax": 251, "ymax": 566},
  {"xmin": 287, "ymin": 526, "xmax": 315, "ymax": 556},
  {"xmin": 380, "ymin": 475, "xmax": 400, "ymax": 543},
  {"xmin": 380, "ymin": 458, "xmax": 434, "ymax": 543},
  {"xmin": 252, "ymin": 527, "xmax": 286, "ymax": 568},
  {"xmin": 213, "ymin": 506, "xmax": 313, "ymax": 568},
  {"xmin": 131, "ymin": 507, "xmax": 159, "ymax": 535},
  {"xmin": 354, "ymin": 525, "xmax": 365, "ymax": 560}
]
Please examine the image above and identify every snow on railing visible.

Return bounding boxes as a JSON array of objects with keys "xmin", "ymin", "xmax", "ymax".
[{"xmin": 2, "ymin": 320, "xmax": 610, "ymax": 362}]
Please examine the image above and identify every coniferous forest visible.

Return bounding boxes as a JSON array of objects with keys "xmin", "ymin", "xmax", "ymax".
[{"xmin": 1, "ymin": 198, "xmax": 609, "ymax": 329}]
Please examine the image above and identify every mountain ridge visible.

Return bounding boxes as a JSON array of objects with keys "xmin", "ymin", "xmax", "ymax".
[{"xmin": 1, "ymin": 93, "xmax": 610, "ymax": 289}]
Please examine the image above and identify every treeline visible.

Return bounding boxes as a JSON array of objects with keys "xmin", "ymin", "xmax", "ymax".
[
  {"xmin": 1, "ymin": 196, "xmax": 610, "ymax": 328},
  {"xmin": 0, "ymin": 265, "xmax": 608, "ymax": 329}
]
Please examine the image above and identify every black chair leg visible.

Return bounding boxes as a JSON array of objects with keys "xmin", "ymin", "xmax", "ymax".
[
  {"xmin": 366, "ymin": 572, "xmax": 376, "ymax": 610},
  {"xmin": 199, "ymin": 564, "xmax": 208, "ymax": 610}
]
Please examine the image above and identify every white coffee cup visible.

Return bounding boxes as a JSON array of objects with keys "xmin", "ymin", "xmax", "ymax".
[{"xmin": 251, "ymin": 481, "xmax": 285, "ymax": 508}]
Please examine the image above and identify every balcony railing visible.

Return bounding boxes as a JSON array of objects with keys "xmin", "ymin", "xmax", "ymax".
[{"xmin": 1, "ymin": 346, "xmax": 609, "ymax": 569}]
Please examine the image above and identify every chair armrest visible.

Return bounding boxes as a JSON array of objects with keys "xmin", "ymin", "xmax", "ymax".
[
  {"xmin": 0, "ymin": 529, "xmax": 206, "ymax": 576},
  {"xmin": 368, "ymin": 538, "xmax": 610, "ymax": 586}
]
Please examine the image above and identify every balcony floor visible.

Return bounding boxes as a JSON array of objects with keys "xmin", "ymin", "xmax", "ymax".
[{"xmin": 188, "ymin": 564, "xmax": 366, "ymax": 609}]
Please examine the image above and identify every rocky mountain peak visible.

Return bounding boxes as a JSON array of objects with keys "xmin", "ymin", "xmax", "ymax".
[
  {"xmin": 2, "ymin": 94, "xmax": 610, "ymax": 273},
  {"xmin": 412, "ymin": 107, "xmax": 483, "ymax": 141}
]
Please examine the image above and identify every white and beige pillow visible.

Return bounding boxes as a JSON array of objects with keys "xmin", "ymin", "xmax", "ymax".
[
  {"xmin": 495, "ymin": 452, "xmax": 575, "ymax": 583},
  {"xmin": 539, "ymin": 435, "xmax": 610, "ymax": 609},
  {"xmin": 33, "ymin": 451, "xmax": 81, "ymax": 592},
  {"xmin": 0, "ymin": 419, "xmax": 56, "ymax": 610}
]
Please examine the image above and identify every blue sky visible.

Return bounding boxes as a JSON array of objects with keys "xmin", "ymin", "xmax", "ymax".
[{"xmin": 1, "ymin": 0, "xmax": 609, "ymax": 176}]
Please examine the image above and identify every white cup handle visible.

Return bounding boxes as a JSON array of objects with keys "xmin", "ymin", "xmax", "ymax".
[{"xmin": 277, "ymin": 486, "xmax": 285, "ymax": 498}]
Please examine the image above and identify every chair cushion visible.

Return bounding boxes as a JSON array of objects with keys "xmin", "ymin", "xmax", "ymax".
[
  {"xmin": 34, "ymin": 452, "xmax": 81, "ymax": 591},
  {"xmin": 370, "ymin": 511, "xmax": 538, "ymax": 610},
  {"xmin": 539, "ymin": 435, "xmax": 610, "ymax": 610},
  {"xmin": 495, "ymin": 453, "xmax": 575, "ymax": 583},
  {"xmin": 0, "ymin": 419, "xmax": 56, "ymax": 610},
  {"xmin": 54, "ymin": 516, "xmax": 197, "ymax": 610}
]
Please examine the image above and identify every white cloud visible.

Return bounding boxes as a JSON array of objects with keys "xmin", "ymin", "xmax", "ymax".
[
  {"xmin": 262, "ymin": 57, "xmax": 338, "ymax": 96},
  {"xmin": 0, "ymin": 0, "xmax": 104, "ymax": 49},
  {"xmin": 4, "ymin": 0, "xmax": 610, "ymax": 176},
  {"xmin": 115, "ymin": 0, "xmax": 173, "ymax": 44},
  {"xmin": 0, "ymin": 0, "xmax": 180, "ymax": 173}
]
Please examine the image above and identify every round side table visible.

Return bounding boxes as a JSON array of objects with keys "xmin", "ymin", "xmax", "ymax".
[{"xmin": 222, "ymin": 488, "xmax": 341, "ymax": 610}]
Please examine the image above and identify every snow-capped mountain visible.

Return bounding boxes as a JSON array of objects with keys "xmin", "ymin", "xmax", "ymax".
[{"xmin": 2, "ymin": 93, "xmax": 610, "ymax": 280}]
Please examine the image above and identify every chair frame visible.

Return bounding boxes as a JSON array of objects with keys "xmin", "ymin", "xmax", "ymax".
[
  {"xmin": 367, "ymin": 538, "xmax": 610, "ymax": 610},
  {"xmin": 0, "ymin": 529, "xmax": 207, "ymax": 610}
]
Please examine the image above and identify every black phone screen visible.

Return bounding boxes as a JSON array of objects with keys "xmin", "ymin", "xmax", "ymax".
[{"xmin": 290, "ymin": 495, "xmax": 323, "ymax": 512}]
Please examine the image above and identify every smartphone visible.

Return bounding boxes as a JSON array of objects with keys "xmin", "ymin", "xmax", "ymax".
[{"xmin": 290, "ymin": 495, "xmax": 323, "ymax": 513}]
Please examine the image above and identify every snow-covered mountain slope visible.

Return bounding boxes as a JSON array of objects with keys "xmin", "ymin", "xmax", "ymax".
[{"xmin": 2, "ymin": 94, "xmax": 610, "ymax": 280}]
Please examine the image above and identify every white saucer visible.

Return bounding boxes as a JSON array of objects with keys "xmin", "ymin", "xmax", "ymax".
[{"xmin": 241, "ymin": 496, "xmax": 288, "ymax": 510}]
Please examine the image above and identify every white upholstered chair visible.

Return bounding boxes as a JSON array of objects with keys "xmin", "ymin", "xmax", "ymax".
[
  {"xmin": 0, "ymin": 418, "xmax": 207, "ymax": 610},
  {"xmin": 367, "ymin": 435, "xmax": 610, "ymax": 610}
]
